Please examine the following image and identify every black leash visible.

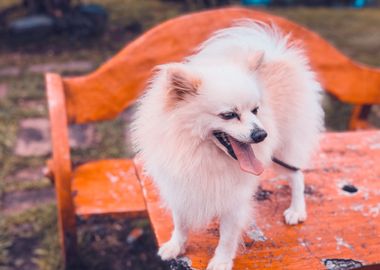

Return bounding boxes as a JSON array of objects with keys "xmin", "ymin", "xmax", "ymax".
[{"xmin": 271, "ymin": 157, "xmax": 300, "ymax": 171}]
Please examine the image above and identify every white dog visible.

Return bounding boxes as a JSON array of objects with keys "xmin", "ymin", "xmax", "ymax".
[{"xmin": 132, "ymin": 20, "xmax": 324, "ymax": 270}]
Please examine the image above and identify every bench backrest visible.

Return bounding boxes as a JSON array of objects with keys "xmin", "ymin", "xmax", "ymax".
[{"xmin": 62, "ymin": 7, "xmax": 380, "ymax": 124}]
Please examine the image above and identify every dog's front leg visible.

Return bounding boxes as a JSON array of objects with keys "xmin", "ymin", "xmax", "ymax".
[
  {"xmin": 284, "ymin": 170, "xmax": 307, "ymax": 225},
  {"xmin": 158, "ymin": 212, "xmax": 188, "ymax": 260},
  {"xmin": 207, "ymin": 210, "xmax": 247, "ymax": 270}
]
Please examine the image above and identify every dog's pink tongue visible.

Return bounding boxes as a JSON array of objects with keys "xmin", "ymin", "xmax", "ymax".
[{"xmin": 229, "ymin": 137, "xmax": 264, "ymax": 175}]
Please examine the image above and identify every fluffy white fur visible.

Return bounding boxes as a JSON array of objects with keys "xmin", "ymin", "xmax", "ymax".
[{"xmin": 132, "ymin": 20, "xmax": 324, "ymax": 270}]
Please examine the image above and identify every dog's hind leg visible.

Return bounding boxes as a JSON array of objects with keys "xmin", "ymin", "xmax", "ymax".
[
  {"xmin": 281, "ymin": 169, "xmax": 307, "ymax": 225},
  {"xmin": 158, "ymin": 212, "xmax": 188, "ymax": 260}
]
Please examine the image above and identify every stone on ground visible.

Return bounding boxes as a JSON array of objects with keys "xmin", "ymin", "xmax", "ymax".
[
  {"xmin": 28, "ymin": 61, "xmax": 94, "ymax": 74},
  {"xmin": 69, "ymin": 123, "xmax": 97, "ymax": 149},
  {"xmin": 14, "ymin": 118, "xmax": 96, "ymax": 157},
  {"xmin": 3, "ymin": 166, "xmax": 49, "ymax": 193},
  {"xmin": 0, "ymin": 67, "xmax": 21, "ymax": 77},
  {"xmin": 5, "ymin": 167, "xmax": 44, "ymax": 183},
  {"xmin": 14, "ymin": 118, "xmax": 51, "ymax": 156},
  {"xmin": 2, "ymin": 187, "xmax": 55, "ymax": 215},
  {"xmin": 0, "ymin": 83, "xmax": 8, "ymax": 99}
]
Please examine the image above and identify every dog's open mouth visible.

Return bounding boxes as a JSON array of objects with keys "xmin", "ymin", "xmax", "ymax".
[{"xmin": 213, "ymin": 131, "xmax": 264, "ymax": 175}]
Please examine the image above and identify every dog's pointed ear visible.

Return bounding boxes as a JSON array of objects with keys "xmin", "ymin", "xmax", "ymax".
[
  {"xmin": 248, "ymin": 51, "xmax": 265, "ymax": 72},
  {"xmin": 166, "ymin": 64, "xmax": 200, "ymax": 103}
]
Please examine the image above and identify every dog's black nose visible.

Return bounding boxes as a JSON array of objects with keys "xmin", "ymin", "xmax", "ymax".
[{"xmin": 251, "ymin": 129, "xmax": 267, "ymax": 143}]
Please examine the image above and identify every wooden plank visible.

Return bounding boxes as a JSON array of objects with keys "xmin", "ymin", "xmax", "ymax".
[
  {"xmin": 72, "ymin": 159, "xmax": 147, "ymax": 217},
  {"xmin": 136, "ymin": 131, "xmax": 380, "ymax": 269}
]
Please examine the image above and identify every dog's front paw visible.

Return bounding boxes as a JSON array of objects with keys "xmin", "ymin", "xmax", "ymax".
[
  {"xmin": 284, "ymin": 207, "xmax": 307, "ymax": 225},
  {"xmin": 158, "ymin": 240, "xmax": 184, "ymax": 260},
  {"xmin": 207, "ymin": 257, "xmax": 233, "ymax": 270}
]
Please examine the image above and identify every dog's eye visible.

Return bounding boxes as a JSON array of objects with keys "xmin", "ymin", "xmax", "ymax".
[
  {"xmin": 219, "ymin": 112, "xmax": 239, "ymax": 120},
  {"xmin": 251, "ymin": 107, "xmax": 259, "ymax": 115}
]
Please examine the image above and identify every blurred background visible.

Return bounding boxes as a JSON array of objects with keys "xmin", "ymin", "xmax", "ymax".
[{"xmin": 0, "ymin": 1, "xmax": 379, "ymax": 269}]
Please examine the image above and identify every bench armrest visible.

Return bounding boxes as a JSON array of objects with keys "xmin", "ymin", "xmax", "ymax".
[
  {"xmin": 45, "ymin": 73, "xmax": 77, "ymax": 262},
  {"xmin": 46, "ymin": 73, "xmax": 73, "ymax": 193}
]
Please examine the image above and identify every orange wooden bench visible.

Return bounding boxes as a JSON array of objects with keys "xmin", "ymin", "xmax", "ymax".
[{"xmin": 45, "ymin": 7, "xmax": 380, "ymax": 269}]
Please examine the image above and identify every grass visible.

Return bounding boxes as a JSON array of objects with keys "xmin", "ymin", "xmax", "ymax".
[
  {"xmin": 0, "ymin": 74, "xmax": 46, "ymax": 203},
  {"xmin": 0, "ymin": 203, "xmax": 166, "ymax": 270},
  {"xmin": 91, "ymin": 0, "xmax": 184, "ymax": 29},
  {"xmin": 71, "ymin": 118, "xmax": 129, "ymax": 165},
  {"xmin": 271, "ymin": 7, "xmax": 380, "ymax": 66},
  {"xmin": 0, "ymin": 203, "xmax": 60, "ymax": 269},
  {"xmin": 0, "ymin": 1, "xmax": 379, "ymax": 269},
  {"xmin": 2, "ymin": 177, "xmax": 51, "ymax": 193}
]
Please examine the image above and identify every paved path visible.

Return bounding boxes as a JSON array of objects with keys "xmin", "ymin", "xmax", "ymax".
[
  {"xmin": 3, "ymin": 187, "xmax": 55, "ymax": 215},
  {"xmin": 1, "ymin": 60, "xmax": 95, "ymax": 216}
]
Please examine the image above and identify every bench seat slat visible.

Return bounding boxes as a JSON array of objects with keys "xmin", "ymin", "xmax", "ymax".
[{"xmin": 73, "ymin": 159, "xmax": 147, "ymax": 217}]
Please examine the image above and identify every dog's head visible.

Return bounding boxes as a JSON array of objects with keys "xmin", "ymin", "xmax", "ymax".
[{"xmin": 162, "ymin": 52, "xmax": 267, "ymax": 175}]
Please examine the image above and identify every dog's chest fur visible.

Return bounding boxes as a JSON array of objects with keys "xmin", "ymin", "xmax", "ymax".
[{"xmin": 151, "ymin": 145, "xmax": 258, "ymax": 229}]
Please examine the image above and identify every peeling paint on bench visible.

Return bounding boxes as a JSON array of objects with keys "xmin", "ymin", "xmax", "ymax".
[{"xmin": 323, "ymin": 258, "xmax": 363, "ymax": 270}]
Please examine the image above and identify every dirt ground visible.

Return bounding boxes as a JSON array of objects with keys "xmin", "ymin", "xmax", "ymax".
[{"xmin": 0, "ymin": 1, "xmax": 380, "ymax": 270}]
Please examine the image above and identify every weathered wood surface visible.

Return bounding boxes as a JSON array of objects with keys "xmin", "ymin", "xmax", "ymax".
[
  {"xmin": 63, "ymin": 7, "xmax": 380, "ymax": 125},
  {"xmin": 136, "ymin": 131, "xmax": 380, "ymax": 269},
  {"xmin": 72, "ymin": 159, "xmax": 146, "ymax": 217}
]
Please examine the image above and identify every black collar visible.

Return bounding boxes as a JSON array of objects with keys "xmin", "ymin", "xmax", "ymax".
[{"xmin": 272, "ymin": 157, "xmax": 300, "ymax": 171}]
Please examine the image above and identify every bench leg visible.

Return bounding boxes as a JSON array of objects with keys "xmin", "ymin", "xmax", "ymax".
[
  {"xmin": 349, "ymin": 104, "xmax": 372, "ymax": 130},
  {"xmin": 58, "ymin": 217, "xmax": 78, "ymax": 269},
  {"xmin": 54, "ymin": 174, "xmax": 78, "ymax": 269}
]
